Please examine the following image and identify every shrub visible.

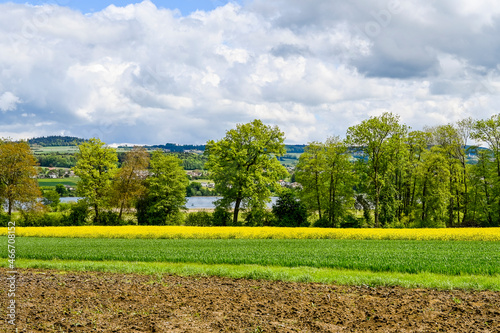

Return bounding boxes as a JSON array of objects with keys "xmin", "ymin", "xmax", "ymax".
[
  {"xmin": 95, "ymin": 211, "xmax": 123, "ymax": 226},
  {"xmin": 312, "ymin": 216, "xmax": 331, "ymax": 228},
  {"xmin": 244, "ymin": 209, "xmax": 273, "ymax": 226},
  {"xmin": 42, "ymin": 189, "xmax": 60, "ymax": 208},
  {"xmin": 185, "ymin": 211, "xmax": 212, "ymax": 226},
  {"xmin": 271, "ymin": 191, "xmax": 309, "ymax": 227},
  {"xmin": 56, "ymin": 202, "xmax": 73, "ymax": 212},
  {"xmin": 136, "ymin": 196, "xmax": 184, "ymax": 225},
  {"xmin": 0, "ymin": 213, "xmax": 10, "ymax": 227},
  {"xmin": 212, "ymin": 207, "xmax": 232, "ymax": 226},
  {"xmin": 61, "ymin": 201, "xmax": 89, "ymax": 226},
  {"xmin": 19, "ymin": 212, "xmax": 64, "ymax": 227},
  {"xmin": 339, "ymin": 214, "xmax": 361, "ymax": 228}
]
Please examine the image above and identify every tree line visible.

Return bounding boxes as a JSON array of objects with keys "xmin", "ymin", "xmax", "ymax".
[
  {"xmin": 2, "ymin": 113, "xmax": 500, "ymax": 227},
  {"xmin": 203, "ymin": 115, "xmax": 500, "ymax": 228},
  {"xmin": 296, "ymin": 113, "xmax": 500, "ymax": 228}
]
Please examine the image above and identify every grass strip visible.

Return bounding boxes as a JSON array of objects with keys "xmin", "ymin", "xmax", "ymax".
[
  {"xmin": 3, "ymin": 258, "xmax": 499, "ymax": 291},
  {"xmin": 3, "ymin": 237, "xmax": 499, "ymax": 276}
]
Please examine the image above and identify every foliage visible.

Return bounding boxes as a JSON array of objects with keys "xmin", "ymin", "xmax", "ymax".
[
  {"xmin": 36, "ymin": 153, "xmax": 77, "ymax": 168},
  {"xmin": 244, "ymin": 208, "xmax": 273, "ymax": 227},
  {"xmin": 146, "ymin": 143, "xmax": 205, "ymax": 152},
  {"xmin": 271, "ymin": 190, "xmax": 309, "ymax": 227},
  {"xmin": 0, "ymin": 140, "xmax": 41, "ymax": 215},
  {"xmin": 41, "ymin": 189, "xmax": 60, "ymax": 208},
  {"xmin": 0, "ymin": 213, "xmax": 10, "ymax": 227},
  {"xmin": 296, "ymin": 137, "xmax": 354, "ymax": 227},
  {"xmin": 94, "ymin": 211, "xmax": 124, "ymax": 226},
  {"xmin": 60, "ymin": 201, "xmax": 89, "ymax": 226},
  {"xmin": 28, "ymin": 135, "xmax": 86, "ymax": 147},
  {"xmin": 205, "ymin": 119, "xmax": 288, "ymax": 224},
  {"xmin": 346, "ymin": 112, "xmax": 408, "ymax": 227},
  {"xmin": 136, "ymin": 151, "xmax": 188, "ymax": 225},
  {"xmin": 339, "ymin": 214, "xmax": 362, "ymax": 228},
  {"xmin": 19, "ymin": 211, "xmax": 63, "ymax": 227},
  {"xmin": 55, "ymin": 184, "xmax": 68, "ymax": 197},
  {"xmin": 186, "ymin": 182, "xmax": 215, "ymax": 196},
  {"xmin": 73, "ymin": 138, "xmax": 118, "ymax": 224},
  {"xmin": 111, "ymin": 146, "xmax": 150, "ymax": 219},
  {"xmin": 8, "ymin": 116, "xmax": 500, "ymax": 228},
  {"xmin": 212, "ymin": 206, "xmax": 233, "ymax": 226},
  {"xmin": 185, "ymin": 211, "xmax": 213, "ymax": 226},
  {"xmin": 175, "ymin": 152, "xmax": 207, "ymax": 170},
  {"xmin": 470, "ymin": 114, "xmax": 500, "ymax": 227}
]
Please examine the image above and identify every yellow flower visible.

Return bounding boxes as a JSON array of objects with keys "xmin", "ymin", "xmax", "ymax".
[{"xmin": 2, "ymin": 226, "xmax": 500, "ymax": 241}]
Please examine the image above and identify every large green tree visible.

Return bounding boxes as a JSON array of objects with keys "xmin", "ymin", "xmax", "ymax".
[
  {"xmin": 415, "ymin": 146, "xmax": 450, "ymax": 227},
  {"xmin": 295, "ymin": 141, "xmax": 327, "ymax": 220},
  {"xmin": 112, "ymin": 146, "xmax": 150, "ymax": 220},
  {"xmin": 136, "ymin": 151, "xmax": 188, "ymax": 225},
  {"xmin": 0, "ymin": 140, "xmax": 41, "ymax": 215},
  {"xmin": 205, "ymin": 119, "xmax": 288, "ymax": 224},
  {"xmin": 346, "ymin": 112, "xmax": 407, "ymax": 227},
  {"xmin": 401, "ymin": 130, "xmax": 432, "ymax": 221},
  {"xmin": 427, "ymin": 124, "xmax": 471, "ymax": 227},
  {"xmin": 296, "ymin": 137, "xmax": 354, "ymax": 227},
  {"xmin": 471, "ymin": 114, "xmax": 500, "ymax": 226},
  {"xmin": 73, "ymin": 138, "xmax": 118, "ymax": 223}
]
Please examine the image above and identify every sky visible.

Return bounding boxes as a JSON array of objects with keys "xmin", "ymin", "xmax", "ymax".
[{"xmin": 0, "ymin": 0, "xmax": 499, "ymax": 145}]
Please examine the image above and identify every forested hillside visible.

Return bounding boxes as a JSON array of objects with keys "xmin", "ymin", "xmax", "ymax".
[{"xmin": 28, "ymin": 136, "xmax": 87, "ymax": 146}]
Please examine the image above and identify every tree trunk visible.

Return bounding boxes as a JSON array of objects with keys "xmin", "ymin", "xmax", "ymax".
[
  {"xmin": 118, "ymin": 201, "xmax": 125, "ymax": 220},
  {"xmin": 7, "ymin": 198, "xmax": 12, "ymax": 216},
  {"xmin": 461, "ymin": 160, "xmax": 468, "ymax": 225},
  {"xmin": 421, "ymin": 180, "xmax": 427, "ymax": 227},
  {"xmin": 94, "ymin": 204, "xmax": 99, "ymax": 224},
  {"xmin": 233, "ymin": 197, "xmax": 242, "ymax": 225},
  {"xmin": 374, "ymin": 166, "xmax": 380, "ymax": 228},
  {"xmin": 315, "ymin": 172, "xmax": 322, "ymax": 220}
]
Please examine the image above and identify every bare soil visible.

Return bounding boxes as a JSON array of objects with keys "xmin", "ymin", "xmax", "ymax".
[{"xmin": 1, "ymin": 268, "xmax": 499, "ymax": 332}]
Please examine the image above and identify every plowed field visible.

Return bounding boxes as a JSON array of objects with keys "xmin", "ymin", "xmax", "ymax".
[{"xmin": 1, "ymin": 268, "xmax": 499, "ymax": 332}]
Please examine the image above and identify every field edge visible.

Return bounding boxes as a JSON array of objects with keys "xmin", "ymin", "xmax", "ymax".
[{"xmin": 3, "ymin": 259, "xmax": 500, "ymax": 291}]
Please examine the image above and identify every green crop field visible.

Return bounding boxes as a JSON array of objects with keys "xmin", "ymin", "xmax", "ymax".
[
  {"xmin": 33, "ymin": 146, "xmax": 80, "ymax": 154},
  {"xmin": 2, "ymin": 237, "xmax": 499, "ymax": 276},
  {"xmin": 37, "ymin": 177, "xmax": 79, "ymax": 188}
]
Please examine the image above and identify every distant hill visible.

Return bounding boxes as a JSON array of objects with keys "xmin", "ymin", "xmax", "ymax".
[
  {"xmin": 284, "ymin": 145, "xmax": 306, "ymax": 153},
  {"xmin": 26, "ymin": 137, "xmax": 307, "ymax": 153},
  {"xmin": 144, "ymin": 143, "xmax": 307, "ymax": 154},
  {"xmin": 28, "ymin": 136, "xmax": 87, "ymax": 147},
  {"xmin": 146, "ymin": 143, "xmax": 206, "ymax": 152}
]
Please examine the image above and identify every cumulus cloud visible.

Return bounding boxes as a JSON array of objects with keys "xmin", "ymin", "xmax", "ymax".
[
  {"xmin": 0, "ymin": 92, "xmax": 21, "ymax": 112},
  {"xmin": 0, "ymin": 0, "xmax": 499, "ymax": 143}
]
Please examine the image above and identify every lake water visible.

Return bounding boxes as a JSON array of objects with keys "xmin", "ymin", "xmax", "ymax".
[{"xmin": 60, "ymin": 196, "xmax": 278, "ymax": 209}]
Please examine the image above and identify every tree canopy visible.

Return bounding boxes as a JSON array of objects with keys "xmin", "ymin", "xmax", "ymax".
[
  {"xmin": 205, "ymin": 119, "xmax": 288, "ymax": 224},
  {"xmin": 73, "ymin": 138, "xmax": 118, "ymax": 223},
  {"xmin": 0, "ymin": 140, "xmax": 41, "ymax": 215},
  {"xmin": 136, "ymin": 151, "xmax": 188, "ymax": 225}
]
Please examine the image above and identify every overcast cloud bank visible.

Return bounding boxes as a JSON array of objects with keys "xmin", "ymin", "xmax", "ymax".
[{"xmin": 0, "ymin": 0, "xmax": 499, "ymax": 144}]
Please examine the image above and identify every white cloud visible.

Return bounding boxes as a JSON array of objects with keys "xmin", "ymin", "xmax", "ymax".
[
  {"xmin": 0, "ymin": 0, "xmax": 499, "ymax": 144},
  {"xmin": 0, "ymin": 92, "xmax": 21, "ymax": 112}
]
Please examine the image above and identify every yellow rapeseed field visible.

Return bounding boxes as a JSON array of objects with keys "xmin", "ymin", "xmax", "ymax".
[{"xmin": 1, "ymin": 226, "xmax": 500, "ymax": 241}]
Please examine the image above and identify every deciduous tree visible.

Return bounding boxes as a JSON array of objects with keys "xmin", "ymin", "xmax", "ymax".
[
  {"xmin": 296, "ymin": 137, "xmax": 354, "ymax": 227},
  {"xmin": 112, "ymin": 147, "xmax": 150, "ymax": 219},
  {"xmin": 346, "ymin": 112, "xmax": 407, "ymax": 227},
  {"xmin": 136, "ymin": 151, "xmax": 188, "ymax": 225},
  {"xmin": 205, "ymin": 119, "xmax": 288, "ymax": 224},
  {"xmin": 0, "ymin": 140, "xmax": 41, "ymax": 215},
  {"xmin": 471, "ymin": 114, "xmax": 500, "ymax": 226},
  {"xmin": 73, "ymin": 138, "xmax": 118, "ymax": 224}
]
